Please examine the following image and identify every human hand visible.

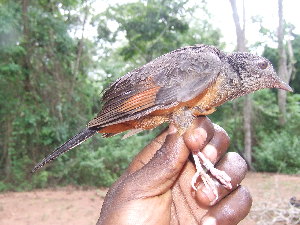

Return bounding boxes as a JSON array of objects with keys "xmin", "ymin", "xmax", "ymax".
[{"xmin": 97, "ymin": 117, "xmax": 252, "ymax": 225}]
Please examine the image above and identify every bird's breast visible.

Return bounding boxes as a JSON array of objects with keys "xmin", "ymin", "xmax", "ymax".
[{"xmin": 190, "ymin": 75, "xmax": 228, "ymax": 114}]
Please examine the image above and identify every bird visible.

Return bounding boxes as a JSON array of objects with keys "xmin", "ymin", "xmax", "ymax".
[{"xmin": 32, "ymin": 44, "xmax": 292, "ymax": 198}]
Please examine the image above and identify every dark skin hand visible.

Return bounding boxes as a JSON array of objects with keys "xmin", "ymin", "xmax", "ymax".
[{"xmin": 97, "ymin": 117, "xmax": 252, "ymax": 225}]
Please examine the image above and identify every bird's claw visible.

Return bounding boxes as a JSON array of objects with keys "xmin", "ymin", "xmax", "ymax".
[
  {"xmin": 191, "ymin": 154, "xmax": 219, "ymax": 200},
  {"xmin": 197, "ymin": 152, "xmax": 232, "ymax": 189},
  {"xmin": 209, "ymin": 167, "xmax": 232, "ymax": 189},
  {"xmin": 191, "ymin": 152, "xmax": 233, "ymax": 200},
  {"xmin": 191, "ymin": 171, "xmax": 200, "ymax": 191}
]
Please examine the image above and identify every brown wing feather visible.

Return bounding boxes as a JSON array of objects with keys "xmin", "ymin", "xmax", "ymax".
[
  {"xmin": 88, "ymin": 44, "xmax": 225, "ymax": 128},
  {"xmin": 87, "ymin": 84, "xmax": 162, "ymax": 128},
  {"xmin": 117, "ymin": 86, "xmax": 160, "ymax": 112}
]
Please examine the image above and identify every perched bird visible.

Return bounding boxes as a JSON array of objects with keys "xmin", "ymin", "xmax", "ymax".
[{"xmin": 32, "ymin": 44, "xmax": 292, "ymax": 197}]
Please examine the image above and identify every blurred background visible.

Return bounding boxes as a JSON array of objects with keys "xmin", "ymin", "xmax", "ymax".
[{"xmin": 0, "ymin": 0, "xmax": 299, "ymax": 223}]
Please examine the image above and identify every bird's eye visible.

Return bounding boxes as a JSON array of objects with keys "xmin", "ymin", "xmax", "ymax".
[{"xmin": 258, "ymin": 61, "xmax": 268, "ymax": 70}]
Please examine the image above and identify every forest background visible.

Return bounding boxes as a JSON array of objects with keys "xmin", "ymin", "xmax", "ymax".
[{"xmin": 0, "ymin": 0, "xmax": 299, "ymax": 191}]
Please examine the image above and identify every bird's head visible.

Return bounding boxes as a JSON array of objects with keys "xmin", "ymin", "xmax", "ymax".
[{"xmin": 227, "ymin": 52, "xmax": 293, "ymax": 95}]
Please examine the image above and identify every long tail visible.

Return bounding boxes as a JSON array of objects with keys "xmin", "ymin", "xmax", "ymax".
[{"xmin": 32, "ymin": 127, "xmax": 97, "ymax": 173}]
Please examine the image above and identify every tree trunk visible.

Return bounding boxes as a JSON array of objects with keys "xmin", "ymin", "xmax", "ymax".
[
  {"xmin": 277, "ymin": 0, "xmax": 294, "ymax": 125},
  {"xmin": 70, "ymin": 1, "xmax": 89, "ymax": 97},
  {"xmin": 3, "ymin": 117, "xmax": 13, "ymax": 180},
  {"xmin": 286, "ymin": 36, "xmax": 295, "ymax": 80},
  {"xmin": 22, "ymin": 0, "xmax": 32, "ymax": 92},
  {"xmin": 277, "ymin": 0, "xmax": 288, "ymax": 125},
  {"xmin": 243, "ymin": 95, "xmax": 252, "ymax": 166},
  {"xmin": 229, "ymin": 0, "xmax": 252, "ymax": 167},
  {"xmin": 229, "ymin": 0, "xmax": 246, "ymax": 52}
]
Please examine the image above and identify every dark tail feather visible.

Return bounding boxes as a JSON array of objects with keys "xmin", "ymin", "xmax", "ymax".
[{"xmin": 32, "ymin": 128, "xmax": 97, "ymax": 173}]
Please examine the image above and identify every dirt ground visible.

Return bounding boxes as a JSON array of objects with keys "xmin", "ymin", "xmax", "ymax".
[{"xmin": 0, "ymin": 172, "xmax": 299, "ymax": 225}]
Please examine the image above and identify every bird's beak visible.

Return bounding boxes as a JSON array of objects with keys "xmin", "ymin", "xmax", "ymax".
[{"xmin": 275, "ymin": 80, "xmax": 293, "ymax": 92}]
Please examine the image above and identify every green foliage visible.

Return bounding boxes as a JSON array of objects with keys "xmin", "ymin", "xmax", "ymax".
[
  {"xmin": 210, "ymin": 99, "xmax": 244, "ymax": 153},
  {"xmin": 96, "ymin": 0, "xmax": 189, "ymax": 62},
  {"xmin": 94, "ymin": 0, "xmax": 223, "ymax": 64},
  {"xmin": 254, "ymin": 131, "xmax": 300, "ymax": 174},
  {"xmin": 32, "ymin": 171, "xmax": 49, "ymax": 189},
  {"xmin": 253, "ymin": 93, "xmax": 300, "ymax": 174},
  {"xmin": 0, "ymin": 181, "xmax": 13, "ymax": 192},
  {"xmin": 0, "ymin": 0, "xmax": 96, "ymax": 191}
]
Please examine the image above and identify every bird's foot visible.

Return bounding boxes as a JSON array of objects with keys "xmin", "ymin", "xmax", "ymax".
[
  {"xmin": 191, "ymin": 152, "xmax": 232, "ymax": 200},
  {"xmin": 191, "ymin": 154, "xmax": 219, "ymax": 199},
  {"xmin": 197, "ymin": 152, "xmax": 232, "ymax": 189}
]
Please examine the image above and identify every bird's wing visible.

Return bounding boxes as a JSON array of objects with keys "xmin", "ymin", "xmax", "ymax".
[{"xmin": 88, "ymin": 45, "xmax": 223, "ymax": 128}]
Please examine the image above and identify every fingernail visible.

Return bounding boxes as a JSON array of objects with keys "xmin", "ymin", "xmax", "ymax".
[
  {"xmin": 168, "ymin": 124, "xmax": 178, "ymax": 134},
  {"xmin": 184, "ymin": 127, "xmax": 208, "ymax": 151},
  {"xmin": 201, "ymin": 216, "xmax": 217, "ymax": 225},
  {"xmin": 202, "ymin": 187, "xmax": 217, "ymax": 205}
]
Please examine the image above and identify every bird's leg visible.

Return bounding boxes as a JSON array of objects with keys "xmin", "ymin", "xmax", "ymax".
[
  {"xmin": 191, "ymin": 152, "xmax": 232, "ymax": 200},
  {"xmin": 171, "ymin": 107, "xmax": 195, "ymax": 135}
]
